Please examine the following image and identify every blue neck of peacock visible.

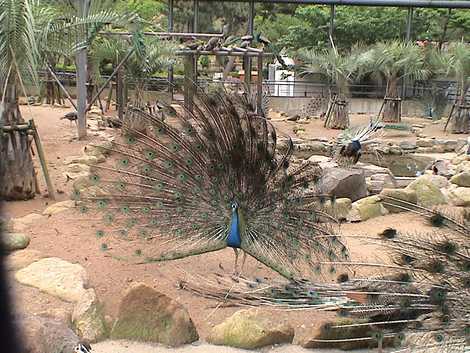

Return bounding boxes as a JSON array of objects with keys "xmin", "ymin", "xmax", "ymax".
[{"xmin": 227, "ymin": 208, "xmax": 241, "ymax": 248}]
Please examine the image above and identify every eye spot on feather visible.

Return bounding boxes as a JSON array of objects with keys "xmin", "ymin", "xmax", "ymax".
[
  {"xmin": 155, "ymin": 201, "xmax": 164, "ymax": 209},
  {"xmin": 434, "ymin": 333, "xmax": 444, "ymax": 343},
  {"xmin": 141, "ymin": 164, "xmax": 152, "ymax": 174},
  {"xmin": 154, "ymin": 182, "xmax": 165, "ymax": 192},
  {"xmin": 149, "ymin": 219, "xmax": 158, "ymax": 226},
  {"xmin": 119, "ymin": 158, "xmax": 130, "ymax": 168},
  {"xmin": 89, "ymin": 174, "xmax": 100, "ymax": 184},
  {"xmin": 79, "ymin": 205, "xmax": 88, "ymax": 214},
  {"xmin": 163, "ymin": 160, "xmax": 173, "ymax": 169},
  {"xmin": 135, "ymin": 249, "xmax": 142, "ymax": 256},
  {"xmin": 125, "ymin": 135, "xmax": 137, "ymax": 144},
  {"xmin": 97, "ymin": 200, "xmax": 108, "ymax": 209},
  {"xmin": 141, "ymin": 206, "xmax": 150, "ymax": 214},
  {"xmin": 100, "ymin": 243, "xmax": 108, "ymax": 251},
  {"xmin": 177, "ymin": 173, "xmax": 188, "ymax": 183},
  {"xmin": 138, "ymin": 229, "xmax": 149, "ymax": 238},
  {"xmin": 116, "ymin": 182, "xmax": 126, "ymax": 191},
  {"xmin": 71, "ymin": 190, "xmax": 80, "ymax": 200},
  {"xmin": 121, "ymin": 205, "xmax": 131, "ymax": 214},
  {"xmin": 170, "ymin": 143, "xmax": 180, "ymax": 152},
  {"xmin": 96, "ymin": 230, "xmax": 105, "ymax": 238},
  {"xmin": 145, "ymin": 150, "xmax": 156, "ymax": 160},
  {"xmin": 337, "ymin": 273, "xmax": 349, "ymax": 283},
  {"xmin": 103, "ymin": 213, "xmax": 114, "ymax": 224},
  {"xmin": 185, "ymin": 157, "xmax": 193, "ymax": 166},
  {"xmin": 127, "ymin": 218, "xmax": 138, "ymax": 228}
]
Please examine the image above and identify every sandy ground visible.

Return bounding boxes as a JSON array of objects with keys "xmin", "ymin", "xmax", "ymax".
[
  {"xmin": 1, "ymin": 103, "xmax": 462, "ymax": 351},
  {"xmin": 92, "ymin": 340, "xmax": 377, "ymax": 353}
]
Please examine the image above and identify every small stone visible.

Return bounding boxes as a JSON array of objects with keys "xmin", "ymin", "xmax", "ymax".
[
  {"xmin": 380, "ymin": 188, "xmax": 417, "ymax": 213},
  {"xmin": 15, "ymin": 257, "xmax": 89, "ymax": 302},
  {"xmin": 72, "ymin": 289, "xmax": 107, "ymax": 342},
  {"xmin": 208, "ymin": 308, "xmax": 294, "ymax": 349},
  {"xmin": 43, "ymin": 200, "xmax": 75, "ymax": 216},
  {"xmin": 5, "ymin": 249, "xmax": 45, "ymax": 271},
  {"xmin": 323, "ymin": 198, "xmax": 352, "ymax": 220},
  {"xmin": 2, "ymin": 233, "xmax": 30, "ymax": 252},
  {"xmin": 447, "ymin": 187, "xmax": 470, "ymax": 207},
  {"xmin": 347, "ymin": 195, "xmax": 388, "ymax": 222},
  {"xmin": 451, "ymin": 172, "xmax": 470, "ymax": 187}
]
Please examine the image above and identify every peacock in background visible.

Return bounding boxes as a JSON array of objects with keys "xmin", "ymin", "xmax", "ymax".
[
  {"xmin": 75, "ymin": 85, "xmax": 349, "ymax": 279},
  {"xmin": 182, "ymin": 198, "xmax": 470, "ymax": 352}
]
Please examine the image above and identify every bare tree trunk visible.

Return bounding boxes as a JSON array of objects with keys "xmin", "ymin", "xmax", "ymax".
[
  {"xmin": 325, "ymin": 96, "xmax": 349, "ymax": 129},
  {"xmin": 383, "ymin": 79, "xmax": 401, "ymax": 122},
  {"xmin": 0, "ymin": 85, "xmax": 35, "ymax": 200},
  {"xmin": 451, "ymin": 87, "xmax": 469, "ymax": 134}
]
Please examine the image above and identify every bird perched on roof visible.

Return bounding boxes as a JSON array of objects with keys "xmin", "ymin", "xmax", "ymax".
[
  {"xmin": 204, "ymin": 36, "xmax": 221, "ymax": 51},
  {"xmin": 75, "ymin": 85, "xmax": 348, "ymax": 279},
  {"xmin": 60, "ymin": 111, "xmax": 78, "ymax": 125}
]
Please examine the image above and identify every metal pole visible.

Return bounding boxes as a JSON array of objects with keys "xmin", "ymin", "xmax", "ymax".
[
  {"xmin": 402, "ymin": 7, "xmax": 413, "ymax": 98},
  {"xmin": 168, "ymin": 0, "xmax": 174, "ymax": 99},
  {"xmin": 329, "ymin": 4, "xmax": 336, "ymax": 48},
  {"xmin": 76, "ymin": 0, "xmax": 89, "ymax": 140},
  {"xmin": 244, "ymin": 0, "xmax": 255, "ymax": 89},
  {"xmin": 193, "ymin": 0, "xmax": 199, "ymax": 32}
]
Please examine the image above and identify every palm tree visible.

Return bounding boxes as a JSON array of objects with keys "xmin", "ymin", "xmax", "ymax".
[
  {"xmin": 361, "ymin": 41, "xmax": 430, "ymax": 123},
  {"xmin": 299, "ymin": 47, "xmax": 358, "ymax": 129},
  {"xmin": 0, "ymin": 0, "xmax": 133, "ymax": 200},
  {"xmin": 91, "ymin": 35, "xmax": 176, "ymax": 109},
  {"xmin": 441, "ymin": 42, "xmax": 470, "ymax": 133},
  {"xmin": 0, "ymin": 0, "xmax": 39, "ymax": 200}
]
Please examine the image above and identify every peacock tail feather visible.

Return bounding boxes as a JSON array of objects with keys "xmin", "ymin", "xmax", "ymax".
[
  {"xmin": 75, "ymin": 85, "xmax": 349, "ymax": 280},
  {"xmin": 181, "ymin": 199, "xmax": 470, "ymax": 352}
]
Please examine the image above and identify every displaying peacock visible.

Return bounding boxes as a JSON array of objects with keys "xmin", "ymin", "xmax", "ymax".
[
  {"xmin": 182, "ymin": 198, "xmax": 470, "ymax": 352},
  {"xmin": 75, "ymin": 86, "xmax": 349, "ymax": 279}
]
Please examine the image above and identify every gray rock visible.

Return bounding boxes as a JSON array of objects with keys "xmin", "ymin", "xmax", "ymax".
[
  {"xmin": 15, "ymin": 257, "xmax": 89, "ymax": 302},
  {"xmin": 451, "ymin": 172, "xmax": 470, "ymax": 187},
  {"xmin": 347, "ymin": 195, "xmax": 388, "ymax": 222},
  {"xmin": 2, "ymin": 233, "xmax": 30, "ymax": 252},
  {"xmin": 43, "ymin": 200, "xmax": 75, "ymax": 216},
  {"xmin": 399, "ymin": 141, "xmax": 417, "ymax": 151},
  {"xmin": 319, "ymin": 168, "xmax": 367, "ymax": 202},
  {"xmin": 111, "ymin": 283, "xmax": 198, "ymax": 347},
  {"xmin": 72, "ymin": 289, "xmax": 107, "ymax": 342},
  {"xmin": 208, "ymin": 308, "xmax": 294, "ymax": 349},
  {"xmin": 17, "ymin": 314, "xmax": 79, "ymax": 353},
  {"xmin": 447, "ymin": 187, "xmax": 470, "ymax": 207}
]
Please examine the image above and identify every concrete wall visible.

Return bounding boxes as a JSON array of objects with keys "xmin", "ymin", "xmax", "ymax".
[{"xmin": 269, "ymin": 97, "xmax": 433, "ymax": 117}]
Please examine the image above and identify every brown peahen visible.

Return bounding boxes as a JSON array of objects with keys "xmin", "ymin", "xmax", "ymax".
[
  {"xmin": 75, "ymin": 85, "xmax": 349, "ymax": 279},
  {"xmin": 182, "ymin": 198, "xmax": 470, "ymax": 352}
]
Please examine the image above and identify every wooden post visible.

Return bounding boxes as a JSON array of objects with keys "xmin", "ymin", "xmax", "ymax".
[
  {"xmin": 257, "ymin": 54, "xmax": 263, "ymax": 114},
  {"xmin": 184, "ymin": 54, "xmax": 195, "ymax": 115},
  {"xmin": 116, "ymin": 66, "xmax": 124, "ymax": 120},
  {"xmin": 402, "ymin": 7, "xmax": 414, "ymax": 97},
  {"xmin": 76, "ymin": 0, "xmax": 89, "ymax": 139},
  {"xmin": 46, "ymin": 65, "xmax": 77, "ymax": 110},
  {"xmin": 244, "ymin": 0, "xmax": 255, "ymax": 89},
  {"xmin": 168, "ymin": 0, "xmax": 175, "ymax": 100},
  {"xmin": 29, "ymin": 120, "xmax": 56, "ymax": 200}
]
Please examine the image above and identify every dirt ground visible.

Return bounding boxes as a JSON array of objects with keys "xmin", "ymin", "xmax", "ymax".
[{"xmin": 1, "ymin": 104, "xmax": 462, "ymax": 350}]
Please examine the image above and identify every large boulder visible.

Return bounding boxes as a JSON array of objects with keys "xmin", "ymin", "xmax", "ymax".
[
  {"xmin": 63, "ymin": 154, "xmax": 105, "ymax": 166},
  {"xmin": 42, "ymin": 200, "xmax": 75, "ymax": 216},
  {"xmin": 380, "ymin": 188, "xmax": 418, "ymax": 213},
  {"xmin": 347, "ymin": 195, "xmax": 388, "ymax": 222},
  {"xmin": 15, "ymin": 257, "xmax": 89, "ymax": 302},
  {"xmin": 406, "ymin": 175, "xmax": 447, "ymax": 207},
  {"xmin": 319, "ymin": 168, "xmax": 367, "ymax": 202},
  {"xmin": 8, "ymin": 213, "xmax": 44, "ymax": 232},
  {"xmin": 2, "ymin": 233, "xmax": 30, "ymax": 252},
  {"xmin": 447, "ymin": 187, "xmax": 470, "ymax": 207},
  {"xmin": 17, "ymin": 314, "xmax": 79, "ymax": 353},
  {"xmin": 299, "ymin": 318, "xmax": 395, "ymax": 350},
  {"xmin": 362, "ymin": 154, "xmax": 434, "ymax": 177},
  {"xmin": 5, "ymin": 249, "xmax": 45, "ymax": 271},
  {"xmin": 110, "ymin": 283, "xmax": 198, "ymax": 347},
  {"xmin": 72, "ymin": 289, "xmax": 107, "ymax": 342},
  {"xmin": 323, "ymin": 198, "xmax": 352, "ymax": 221},
  {"xmin": 450, "ymin": 172, "xmax": 470, "ymax": 187},
  {"xmin": 208, "ymin": 309, "xmax": 294, "ymax": 349}
]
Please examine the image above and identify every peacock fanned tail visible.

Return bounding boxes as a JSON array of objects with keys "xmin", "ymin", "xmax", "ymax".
[
  {"xmin": 75, "ymin": 85, "xmax": 349, "ymax": 280},
  {"xmin": 182, "ymin": 200, "xmax": 470, "ymax": 352}
]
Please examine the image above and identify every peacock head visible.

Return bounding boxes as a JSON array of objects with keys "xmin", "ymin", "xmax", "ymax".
[{"xmin": 230, "ymin": 201, "xmax": 239, "ymax": 213}]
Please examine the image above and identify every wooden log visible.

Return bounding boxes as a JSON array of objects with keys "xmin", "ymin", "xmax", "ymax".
[{"xmin": 29, "ymin": 119, "xmax": 56, "ymax": 200}]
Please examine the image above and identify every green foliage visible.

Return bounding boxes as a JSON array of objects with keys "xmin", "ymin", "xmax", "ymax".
[
  {"xmin": 259, "ymin": 5, "xmax": 470, "ymax": 52},
  {"xmin": 115, "ymin": 0, "xmax": 166, "ymax": 22}
]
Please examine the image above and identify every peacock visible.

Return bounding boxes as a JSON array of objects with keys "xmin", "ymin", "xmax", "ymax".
[
  {"xmin": 182, "ymin": 198, "xmax": 470, "ymax": 352},
  {"xmin": 335, "ymin": 117, "xmax": 384, "ymax": 165},
  {"xmin": 75, "ymin": 85, "xmax": 349, "ymax": 279}
]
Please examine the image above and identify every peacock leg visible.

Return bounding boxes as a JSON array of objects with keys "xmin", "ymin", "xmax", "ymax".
[
  {"xmin": 233, "ymin": 248, "xmax": 239, "ymax": 275},
  {"xmin": 239, "ymin": 251, "xmax": 247, "ymax": 276}
]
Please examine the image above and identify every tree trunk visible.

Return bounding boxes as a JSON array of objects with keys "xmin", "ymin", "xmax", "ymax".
[
  {"xmin": 325, "ymin": 98, "xmax": 349, "ymax": 129},
  {"xmin": 0, "ymin": 85, "xmax": 35, "ymax": 200},
  {"xmin": 451, "ymin": 87, "xmax": 469, "ymax": 134},
  {"xmin": 383, "ymin": 80, "xmax": 401, "ymax": 123}
]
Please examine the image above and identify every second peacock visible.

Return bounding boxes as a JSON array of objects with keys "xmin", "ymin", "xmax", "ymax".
[{"xmin": 75, "ymin": 86, "xmax": 349, "ymax": 280}]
